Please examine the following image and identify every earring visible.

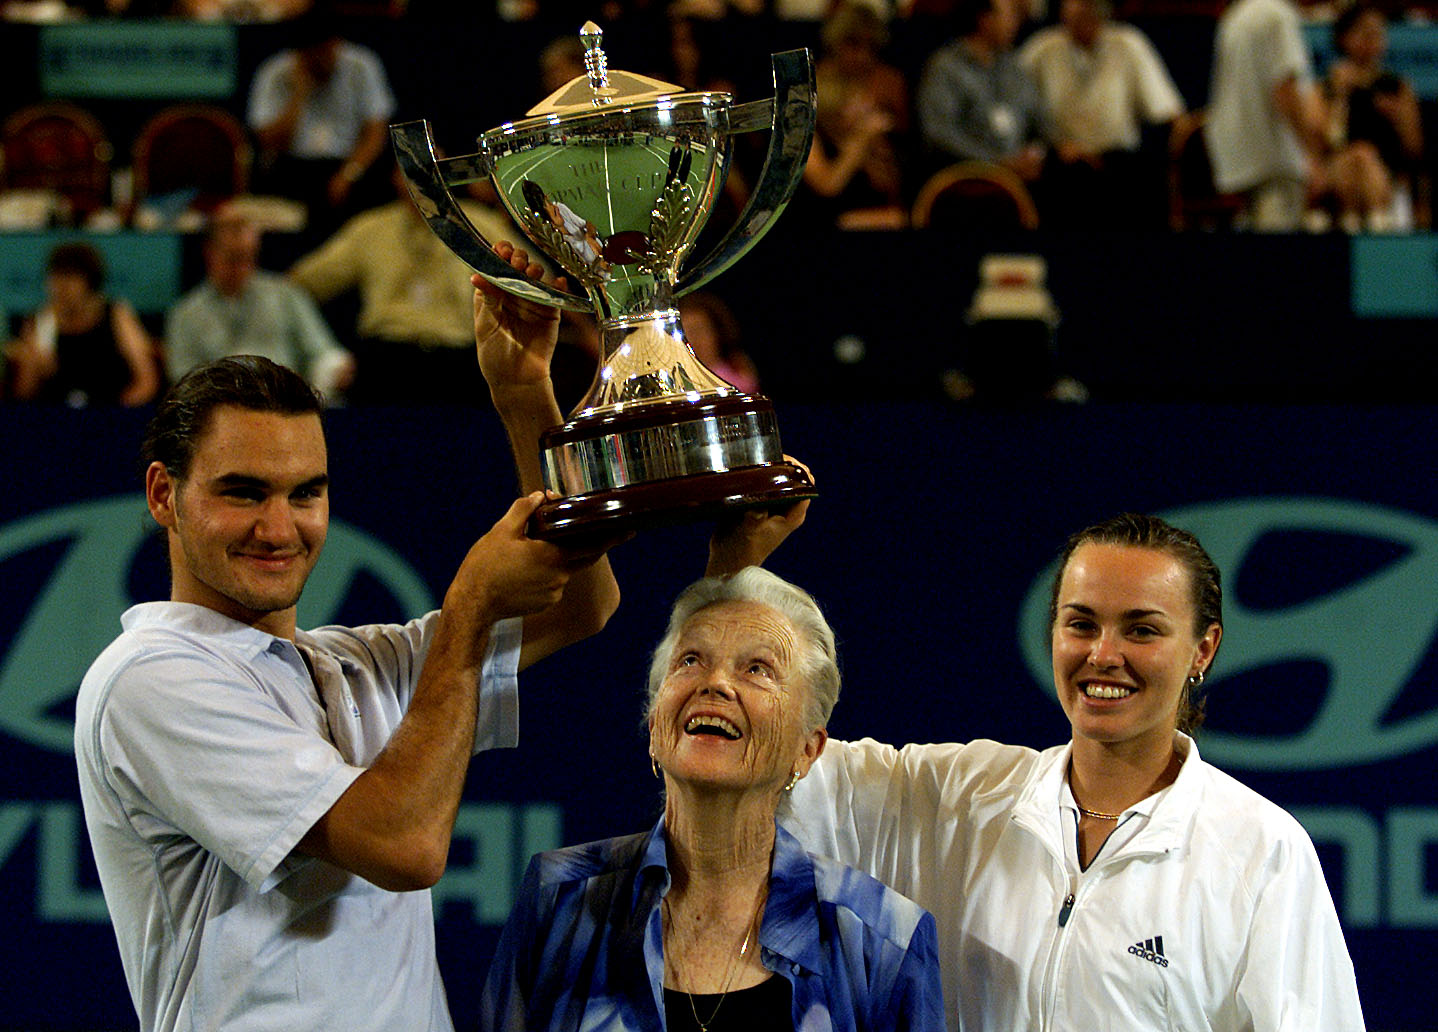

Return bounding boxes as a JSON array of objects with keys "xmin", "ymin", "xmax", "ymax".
[
  {"xmin": 1187, "ymin": 670, "xmax": 1206, "ymax": 688},
  {"xmin": 651, "ymin": 756, "xmax": 662, "ymax": 779},
  {"xmin": 784, "ymin": 769, "xmax": 800, "ymax": 792}
]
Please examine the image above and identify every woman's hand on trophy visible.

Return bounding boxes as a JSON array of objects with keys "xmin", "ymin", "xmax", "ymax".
[
  {"xmin": 705, "ymin": 457, "xmax": 813, "ymax": 577},
  {"xmin": 472, "ymin": 240, "xmax": 569, "ymax": 390}
]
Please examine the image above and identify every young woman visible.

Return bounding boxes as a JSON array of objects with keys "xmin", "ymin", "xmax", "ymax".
[{"xmin": 784, "ymin": 513, "xmax": 1364, "ymax": 1030}]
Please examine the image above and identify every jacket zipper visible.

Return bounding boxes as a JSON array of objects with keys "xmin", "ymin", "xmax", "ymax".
[{"xmin": 1038, "ymin": 874, "xmax": 1080, "ymax": 1031}]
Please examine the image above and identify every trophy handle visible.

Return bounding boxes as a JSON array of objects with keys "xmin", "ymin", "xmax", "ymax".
[
  {"xmin": 389, "ymin": 119, "xmax": 595, "ymax": 313},
  {"xmin": 674, "ymin": 48, "xmax": 815, "ymax": 297}
]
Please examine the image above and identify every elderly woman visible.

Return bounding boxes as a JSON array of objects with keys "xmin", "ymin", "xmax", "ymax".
[
  {"xmin": 478, "ymin": 566, "xmax": 944, "ymax": 1031},
  {"xmin": 782, "ymin": 513, "xmax": 1365, "ymax": 1030}
]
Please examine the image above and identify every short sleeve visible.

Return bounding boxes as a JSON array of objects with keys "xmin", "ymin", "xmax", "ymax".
[
  {"xmin": 477, "ymin": 616, "xmax": 521, "ymax": 752},
  {"xmin": 352, "ymin": 45, "xmax": 396, "ymax": 123},
  {"xmin": 246, "ymin": 52, "xmax": 288, "ymax": 131},
  {"xmin": 1269, "ymin": 6, "xmax": 1315, "ymax": 87}
]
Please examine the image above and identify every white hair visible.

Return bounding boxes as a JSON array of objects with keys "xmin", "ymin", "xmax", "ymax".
[{"xmin": 645, "ymin": 567, "xmax": 840, "ymax": 732}]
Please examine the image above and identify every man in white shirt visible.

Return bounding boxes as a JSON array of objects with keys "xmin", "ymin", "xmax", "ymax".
[
  {"xmin": 1019, "ymin": 0, "xmax": 1186, "ymax": 226},
  {"xmin": 1206, "ymin": 0, "xmax": 1328, "ymax": 230},
  {"xmin": 76, "ymin": 283, "xmax": 621, "ymax": 1031},
  {"xmin": 167, "ymin": 211, "xmax": 356, "ymax": 396}
]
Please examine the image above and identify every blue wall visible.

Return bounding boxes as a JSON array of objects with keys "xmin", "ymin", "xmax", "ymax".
[{"xmin": 0, "ymin": 400, "xmax": 1433, "ymax": 1029}]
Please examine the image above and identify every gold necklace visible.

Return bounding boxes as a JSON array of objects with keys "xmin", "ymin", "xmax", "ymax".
[
  {"xmin": 663, "ymin": 883, "xmax": 766, "ymax": 1032},
  {"xmin": 1067, "ymin": 759, "xmax": 1125, "ymax": 821}
]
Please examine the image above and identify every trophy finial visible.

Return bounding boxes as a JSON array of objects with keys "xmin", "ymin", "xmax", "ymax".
[{"xmin": 580, "ymin": 21, "xmax": 614, "ymax": 104}]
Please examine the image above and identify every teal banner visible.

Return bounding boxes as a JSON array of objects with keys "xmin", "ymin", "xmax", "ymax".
[
  {"xmin": 0, "ymin": 230, "xmax": 182, "ymax": 315},
  {"xmin": 1351, "ymin": 234, "xmax": 1438, "ymax": 318},
  {"xmin": 39, "ymin": 21, "xmax": 235, "ymax": 100}
]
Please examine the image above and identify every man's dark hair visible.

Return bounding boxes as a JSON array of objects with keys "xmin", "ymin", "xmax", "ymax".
[
  {"xmin": 141, "ymin": 355, "xmax": 324, "ymax": 480},
  {"xmin": 521, "ymin": 178, "xmax": 547, "ymax": 216},
  {"xmin": 951, "ymin": 0, "xmax": 1001, "ymax": 38},
  {"xmin": 292, "ymin": 1, "xmax": 341, "ymax": 49}
]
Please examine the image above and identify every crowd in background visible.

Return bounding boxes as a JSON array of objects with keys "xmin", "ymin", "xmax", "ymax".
[{"xmin": 0, "ymin": 0, "xmax": 1431, "ymax": 405}]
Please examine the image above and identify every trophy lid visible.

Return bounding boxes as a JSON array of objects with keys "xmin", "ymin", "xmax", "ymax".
[{"xmin": 524, "ymin": 21, "xmax": 722, "ymax": 117}]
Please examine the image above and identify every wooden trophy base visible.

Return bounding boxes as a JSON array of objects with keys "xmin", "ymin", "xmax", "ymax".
[
  {"xmin": 527, "ymin": 394, "xmax": 815, "ymax": 541},
  {"xmin": 529, "ymin": 461, "xmax": 816, "ymax": 541}
]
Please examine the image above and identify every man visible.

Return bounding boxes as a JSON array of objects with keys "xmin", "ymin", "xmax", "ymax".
[
  {"xmin": 1018, "ymin": 0, "xmax": 1187, "ymax": 227},
  {"xmin": 915, "ymin": 0, "xmax": 1051, "ymax": 185},
  {"xmin": 288, "ymin": 166, "xmax": 545, "ymax": 405},
  {"xmin": 246, "ymin": 6, "xmax": 394, "ymax": 236},
  {"xmin": 166, "ymin": 211, "xmax": 356, "ymax": 395},
  {"xmin": 75, "ymin": 276, "xmax": 621, "ymax": 1031},
  {"xmin": 1205, "ymin": 0, "xmax": 1327, "ymax": 230}
]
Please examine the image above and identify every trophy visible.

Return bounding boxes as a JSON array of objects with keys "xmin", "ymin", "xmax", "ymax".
[{"xmin": 391, "ymin": 22, "xmax": 816, "ymax": 539}]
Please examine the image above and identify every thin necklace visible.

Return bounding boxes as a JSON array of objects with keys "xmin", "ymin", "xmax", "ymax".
[
  {"xmin": 663, "ymin": 882, "xmax": 766, "ymax": 1032},
  {"xmin": 1067, "ymin": 758, "xmax": 1125, "ymax": 821}
]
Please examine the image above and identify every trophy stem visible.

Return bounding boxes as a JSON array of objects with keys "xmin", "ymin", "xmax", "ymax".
[{"xmin": 572, "ymin": 304, "xmax": 735, "ymax": 417}]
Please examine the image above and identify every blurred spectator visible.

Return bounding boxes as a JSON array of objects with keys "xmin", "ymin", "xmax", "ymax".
[
  {"xmin": 660, "ymin": 11, "xmax": 742, "ymax": 94},
  {"xmin": 246, "ymin": 5, "xmax": 395, "ymax": 240},
  {"xmin": 799, "ymin": 1, "xmax": 911, "ymax": 229},
  {"xmin": 1321, "ymin": 1, "xmax": 1423, "ymax": 231},
  {"xmin": 538, "ymin": 33, "xmax": 588, "ymax": 97},
  {"xmin": 1205, "ymin": 0, "xmax": 1327, "ymax": 231},
  {"xmin": 174, "ymin": 0, "xmax": 311, "ymax": 18},
  {"xmin": 915, "ymin": 0, "xmax": 1051, "ymax": 187},
  {"xmin": 669, "ymin": 0, "xmax": 764, "ymax": 16},
  {"xmin": 287, "ymin": 164, "xmax": 523, "ymax": 405},
  {"xmin": 678, "ymin": 290, "xmax": 760, "ymax": 393},
  {"xmin": 658, "ymin": 12, "xmax": 756, "ymax": 226},
  {"xmin": 166, "ymin": 210, "xmax": 354, "ymax": 397},
  {"xmin": 1018, "ymin": 0, "xmax": 1186, "ymax": 227},
  {"xmin": 6, "ymin": 241, "xmax": 159, "ymax": 407}
]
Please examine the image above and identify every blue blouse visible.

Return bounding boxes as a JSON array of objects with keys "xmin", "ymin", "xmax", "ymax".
[{"xmin": 477, "ymin": 817, "xmax": 945, "ymax": 1032}]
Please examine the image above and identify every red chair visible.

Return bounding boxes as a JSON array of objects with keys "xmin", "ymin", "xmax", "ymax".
[
  {"xmin": 1167, "ymin": 111, "xmax": 1243, "ymax": 231},
  {"xmin": 0, "ymin": 102, "xmax": 114, "ymax": 222},
  {"xmin": 131, "ymin": 104, "xmax": 253, "ymax": 216},
  {"xmin": 911, "ymin": 161, "xmax": 1041, "ymax": 232}
]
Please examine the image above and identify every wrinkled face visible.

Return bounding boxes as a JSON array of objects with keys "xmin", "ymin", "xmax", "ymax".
[
  {"xmin": 147, "ymin": 406, "xmax": 328, "ymax": 637},
  {"xmin": 650, "ymin": 601, "xmax": 825, "ymax": 797},
  {"xmin": 1051, "ymin": 544, "xmax": 1219, "ymax": 752}
]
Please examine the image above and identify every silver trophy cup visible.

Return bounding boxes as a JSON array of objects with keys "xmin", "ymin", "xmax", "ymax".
[{"xmin": 391, "ymin": 21, "xmax": 816, "ymax": 539}]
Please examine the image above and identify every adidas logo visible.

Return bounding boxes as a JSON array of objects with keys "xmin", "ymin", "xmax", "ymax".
[{"xmin": 1128, "ymin": 936, "xmax": 1170, "ymax": 968}]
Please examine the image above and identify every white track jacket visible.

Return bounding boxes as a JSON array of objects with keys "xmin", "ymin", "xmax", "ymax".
[{"xmin": 782, "ymin": 734, "xmax": 1364, "ymax": 1032}]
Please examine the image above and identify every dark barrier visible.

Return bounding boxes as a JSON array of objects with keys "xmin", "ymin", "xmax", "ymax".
[{"xmin": 0, "ymin": 401, "xmax": 1432, "ymax": 1029}]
